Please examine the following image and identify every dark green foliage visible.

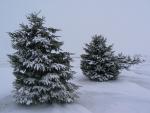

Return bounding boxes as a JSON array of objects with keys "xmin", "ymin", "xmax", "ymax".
[
  {"xmin": 81, "ymin": 35, "xmax": 141, "ymax": 81},
  {"xmin": 8, "ymin": 12, "xmax": 78, "ymax": 105}
]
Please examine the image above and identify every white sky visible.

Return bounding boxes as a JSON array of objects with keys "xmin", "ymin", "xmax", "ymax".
[{"xmin": 0, "ymin": 0, "xmax": 150, "ymax": 60}]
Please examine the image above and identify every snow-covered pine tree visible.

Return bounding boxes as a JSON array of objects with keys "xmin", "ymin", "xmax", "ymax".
[
  {"xmin": 81, "ymin": 35, "xmax": 141, "ymax": 81},
  {"xmin": 8, "ymin": 12, "xmax": 78, "ymax": 105}
]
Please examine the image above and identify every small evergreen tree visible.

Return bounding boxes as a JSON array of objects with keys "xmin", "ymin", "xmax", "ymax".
[
  {"xmin": 8, "ymin": 12, "xmax": 78, "ymax": 105},
  {"xmin": 81, "ymin": 35, "xmax": 141, "ymax": 81}
]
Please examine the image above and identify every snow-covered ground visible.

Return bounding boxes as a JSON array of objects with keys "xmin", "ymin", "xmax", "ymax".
[{"xmin": 0, "ymin": 57, "xmax": 150, "ymax": 113}]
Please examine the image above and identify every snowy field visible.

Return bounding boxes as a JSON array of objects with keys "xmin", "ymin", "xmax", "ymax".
[{"xmin": 0, "ymin": 56, "xmax": 150, "ymax": 113}]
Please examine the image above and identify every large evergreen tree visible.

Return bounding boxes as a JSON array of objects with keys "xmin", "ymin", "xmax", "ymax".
[
  {"xmin": 8, "ymin": 12, "xmax": 78, "ymax": 105},
  {"xmin": 81, "ymin": 35, "xmax": 141, "ymax": 81}
]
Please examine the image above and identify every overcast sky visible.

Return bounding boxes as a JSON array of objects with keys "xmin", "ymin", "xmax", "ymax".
[{"xmin": 0, "ymin": 0, "xmax": 150, "ymax": 60}]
